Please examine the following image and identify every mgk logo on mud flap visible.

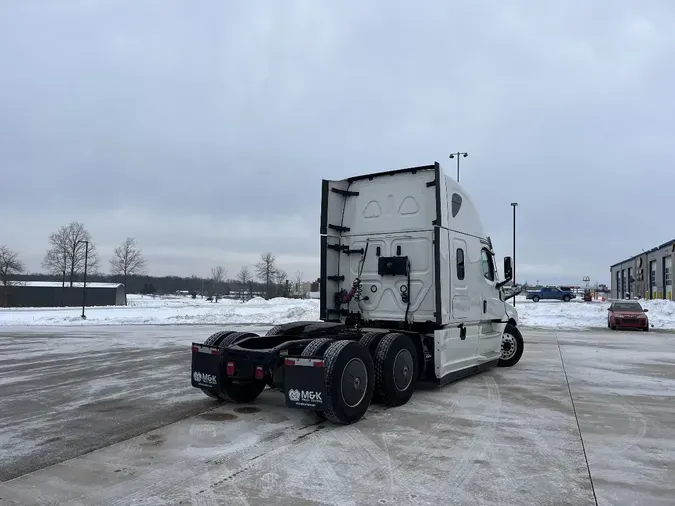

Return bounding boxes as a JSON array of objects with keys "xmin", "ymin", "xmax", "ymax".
[
  {"xmin": 193, "ymin": 371, "xmax": 217, "ymax": 384},
  {"xmin": 288, "ymin": 388, "xmax": 321, "ymax": 403}
]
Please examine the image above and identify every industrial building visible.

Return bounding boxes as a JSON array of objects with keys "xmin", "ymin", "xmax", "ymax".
[
  {"xmin": 1, "ymin": 281, "xmax": 125, "ymax": 308},
  {"xmin": 610, "ymin": 239, "xmax": 674, "ymax": 300}
]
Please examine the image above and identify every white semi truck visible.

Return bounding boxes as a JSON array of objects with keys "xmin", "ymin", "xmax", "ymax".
[{"xmin": 191, "ymin": 162, "xmax": 523, "ymax": 424}]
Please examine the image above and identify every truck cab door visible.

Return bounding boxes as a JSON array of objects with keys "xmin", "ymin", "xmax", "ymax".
[
  {"xmin": 434, "ymin": 235, "xmax": 480, "ymax": 378},
  {"xmin": 478, "ymin": 248, "xmax": 504, "ymax": 362}
]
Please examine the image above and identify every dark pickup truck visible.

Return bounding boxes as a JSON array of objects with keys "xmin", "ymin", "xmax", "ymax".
[{"xmin": 525, "ymin": 286, "xmax": 576, "ymax": 302}]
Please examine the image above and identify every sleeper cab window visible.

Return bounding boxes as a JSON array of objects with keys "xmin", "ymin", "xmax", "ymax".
[
  {"xmin": 456, "ymin": 248, "xmax": 465, "ymax": 280},
  {"xmin": 451, "ymin": 193, "xmax": 462, "ymax": 218},
  {"xmin": 481, "ymin": 249, "xmax": 495, "ymax": 281}
]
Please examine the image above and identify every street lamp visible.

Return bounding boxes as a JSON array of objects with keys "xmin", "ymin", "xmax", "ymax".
[
  {"xmin": 449, "ymin": 152, "xmax": 468, "ymax": 183},
  {"xmin": 511, "ymin": 203, "xmax": 518, "ymax": 307},
  {"xmin": 77, "ymin": 240, "xmax": 89, "ymax": 319}
]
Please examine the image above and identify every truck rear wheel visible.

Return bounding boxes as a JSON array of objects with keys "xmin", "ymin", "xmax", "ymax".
[
  {"xmin": 300, "ymin": 337, "xmax": 335, "ymax": 420},
  {"xmin": 323, "ymin": 340, "xmax": 374, "ymax": 425},
  {"xmin": 532, "ymin": 295, "xmax": 540, "ymax": 302},
  {"xmin": 373, "ymin": 333, "xmax": 418, "ymax": 406},
  {"xmin": 218, "ymin": 332, "xmax": 267, "ymax": 403},
  {"xmin": 498, "ymin": 324, "xmax": 524, "ymax": 367},
  {"xmin": 359, "ymin": 331, "xmax": 387, "ymax": 355},
  {"xmin": 200, "ymin": 331, "xmax": 236, "ymax": 399}
]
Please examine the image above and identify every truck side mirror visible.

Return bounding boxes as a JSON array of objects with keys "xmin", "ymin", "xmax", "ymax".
[
  {"xmin": 496, "ymin": 256, "xmax": 513, "ymax": 289},
  {"xmin": 503, "ymin": 256, "xmax": 513, "ymax": 282}
]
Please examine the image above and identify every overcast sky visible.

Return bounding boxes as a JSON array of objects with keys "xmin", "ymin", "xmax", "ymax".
[{"xmin": 1, "ymin": 0, "xmax": 673, "ymax": 285}]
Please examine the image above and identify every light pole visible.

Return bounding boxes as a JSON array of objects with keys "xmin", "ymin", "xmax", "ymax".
[
  {"xmin": 511, "ymin": 203, "xmax": 518, "ymax": 306},
  {"xmin": 77, "ymin": 240, "xmax": 89, "ymax": 319},
  {"xmin": 449, "ymin": 152, "xmax": 468, "ymax": 183}
]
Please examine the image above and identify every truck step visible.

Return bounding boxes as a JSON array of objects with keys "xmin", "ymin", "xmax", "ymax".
[
  {"xmin": 327, "ymin": 275, "xmax": 345, "ymax": 281},
  {"xmin": 326, "ymin": 244, "xmax": 365, "ymax": 255},
  {"xmin": 328, "ymin": 224, "xmax": 350, "ymax": 233},
  {"xmin": 331, "ymin": 188, "xmax": 360, "ymax": 197}
]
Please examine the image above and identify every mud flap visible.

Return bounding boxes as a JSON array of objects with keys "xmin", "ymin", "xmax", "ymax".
[
  {"xmin": 283, "ymin": 356, "xmax": 327, "ymax": 411},
  {"xmin": 191, "ymin": 343, "xmax": 223, "ymax": 393}
]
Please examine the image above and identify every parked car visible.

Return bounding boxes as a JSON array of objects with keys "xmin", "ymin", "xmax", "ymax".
[
  {"xmin": 525, "ymin": 286, "xmax": 576, "ymax": 302},
  {"xmin": 607, "ymin": 301, "xmax": 649, "ymax": 331}
]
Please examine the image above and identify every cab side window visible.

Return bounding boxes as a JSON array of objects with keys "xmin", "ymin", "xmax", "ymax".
[
  {"xmin": 456, "ymin": 248, "xmax": 465, "ymax": 280},
  {"xmin": 481, "ymin": 249, "xmax": 495, "ymax": 282}
]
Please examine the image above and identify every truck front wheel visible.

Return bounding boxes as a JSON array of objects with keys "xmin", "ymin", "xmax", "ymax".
[
  {"xmin": 323, "ymin": 340, "xmax": 375, "ymax": 424},
  {"xmin": 532, "ymin": 295, "xmax": 540, "ymax": 302},
  {"xmin": 498, "ymin": 324, "xmax": 524, "ymax": 367},
  {"xmin": 563, "ymin": 295, "xmax": 571, "ymax": 302},
  {"xmin": 373, "ymin": 333, "xmax": 418, "ymax": 406}
]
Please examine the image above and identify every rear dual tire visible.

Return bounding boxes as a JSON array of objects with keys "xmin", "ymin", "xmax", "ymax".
[
  {"xmin": 373, "ymin": 333, "xmax": 418, "ymax": 407},
  {"xmin": 300, "ymin": 332, "xmax": 419, "ymax": 424},
  {"xmin": 199, "ymin": 331, "xmax": 267, "ymax": 403},
  {"xmin": 322, "ymin": 340, "xmax": 375, "ymax": 425}
]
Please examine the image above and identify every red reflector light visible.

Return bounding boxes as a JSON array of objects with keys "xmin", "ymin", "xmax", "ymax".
[
  {"xmin": 284, "ymin": 358, "xmax": 295, "ymax": 366},
  {"xmin": 226, "ymin": 361, "xmax": 235, "ymax": 376},
  {"xmin": 254, "ymin": 365, "xmax": 264, "ymax": 380},
  {"xmin": 211, "ymin": 349, "xmax": 220, "ymax": 356},
  {"xmin": 313, "ymin": 360, "xmax": 324, "ymax": 367},
  {"xmin": 192, "ymin": 346, "xmax": 199, "ymax": 352}
]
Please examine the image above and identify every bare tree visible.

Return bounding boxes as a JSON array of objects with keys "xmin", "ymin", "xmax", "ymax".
[
  {"xmin": 255, "ymin": 252, "xmax": 278, "ymax": 299},
  {"xmin": 274, "ymin": 269, "xmax": 288, "ymax": 297},
  {"xmin": 41, "ymin": 231, "xmax": 69, "ymax": 287},
  {"xmin": 211, "ymin": 266, "xmax": 226, "ymax": 302},
  {"xmin": 110, "ymin": 237, "xmax": 147, "ymax": 305},
  {"xmin": 275, "ymin": 268, "xmax": 288, "ymax": 285},
  {"xmin": 237, "ymin": 266, "xmax": 252, "ymax": 285},
  {"xmin": 44, "ymin": 222, "xmax": 100, "ymax": 286},
  {"xmin": 294, "ymin": 270, "xmax": 304, "ymax": 297},
  {"xmin": 0, "ymin": 245, "xmax": 25, "ymax": 307},
  {"xmin": 237, "ymin": 266, "xmax": 253, "ymax": 301}
]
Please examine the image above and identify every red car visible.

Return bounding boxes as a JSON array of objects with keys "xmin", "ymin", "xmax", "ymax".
[{"xmin": 607, "ymin": 301, "xmax": 649, "ymax": 331}]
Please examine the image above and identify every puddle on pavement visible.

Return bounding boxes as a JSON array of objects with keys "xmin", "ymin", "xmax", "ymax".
[
  {"xmin": 199, "ymin": 412, "xmax": 238, "ymax": 421},
  {"xmin": 233, "ymin": 406, "xmax": 261, "ymax": 414}
]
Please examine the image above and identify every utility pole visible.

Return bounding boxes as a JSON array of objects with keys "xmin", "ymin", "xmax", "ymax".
[
  {"xmin": 449, "ymin": 152, "xmax": 468, "ymax": 183},
  {"xmin": 511, "ymin": 203, "xmax": 518, "ymax": 307},
  {"xmin": 77, "ymin": 240, "xmax": 89, "ymax": 319}
]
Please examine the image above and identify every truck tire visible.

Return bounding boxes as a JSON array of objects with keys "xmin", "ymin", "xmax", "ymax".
[
  {"xmin": 373, "ymin": 333, "xmax": 418, "ymax": 406},
  {"xmin": 300, "ymin": 337, "xmax": 336, "ymax": 420},
  {"xmin": 301, "ymin": 337, "xmax": 334, "ymax": 358},
  {"xmin": 563, "ymin": 295, "xmax": 571, "ymax": 302},
  {"xmin": 498, "ymin": 324, "xmax": 524, "ymax": 367},
  {"xmin": 322, "ymin": 340, "xmax": 375, "ymax": 425},
  {"xmin": 204, "ymin": 330, "xmax": 236, "ymax": 346},
  {"xmin": 359, "ymin": 331, "xmax": 388, "ymax": 355},
  {"xmin": 532, "ymin": 295, "xmax": 540, "ymax": 302},
  {"xmin": 218, "ymin": 332, "xmax": 267, "ymax": 403},
  {"xmin": 200, "ymin": 331, "xmax": 236, "ymax": 399}
]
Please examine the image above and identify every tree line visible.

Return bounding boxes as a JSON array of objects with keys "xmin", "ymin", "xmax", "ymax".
[{"xmin": 1, "ymin": 221, "xmax": 317, "ymax": 306}]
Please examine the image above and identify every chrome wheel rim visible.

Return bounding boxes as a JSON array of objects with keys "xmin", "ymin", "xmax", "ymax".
[{"xmin": 501, "ymin": 333, "xmax": 517, "ymax": 361}]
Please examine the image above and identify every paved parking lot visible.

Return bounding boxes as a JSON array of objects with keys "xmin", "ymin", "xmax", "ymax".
[{"xmin": 0, "ymin": 325, "xmax": 673, "ymax": 505}]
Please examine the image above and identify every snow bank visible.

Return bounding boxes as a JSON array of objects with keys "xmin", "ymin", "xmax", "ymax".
[
  {"xmin": 2, "ymin": 294, "xmax": 675, "ymax": 330},
  {"xmin": 515, "ymin": 298, "xmax": 675, "ymax": 330},
  {"xmin": 0, "ymin": 295, "xmax": 319, "ymax": 326}
]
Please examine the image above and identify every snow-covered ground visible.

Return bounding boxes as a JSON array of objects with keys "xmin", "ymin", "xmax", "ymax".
[
  {"xmin": 1, "ymin": 294, "xmax": 675, "ymax": 330},
  {"xmin": 0, "ymin": 295, "xmax": 319, "ymax": 327},
  {"xmin": 513, "ymin": 295, "xmax": 675, "ymax": 330}
]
